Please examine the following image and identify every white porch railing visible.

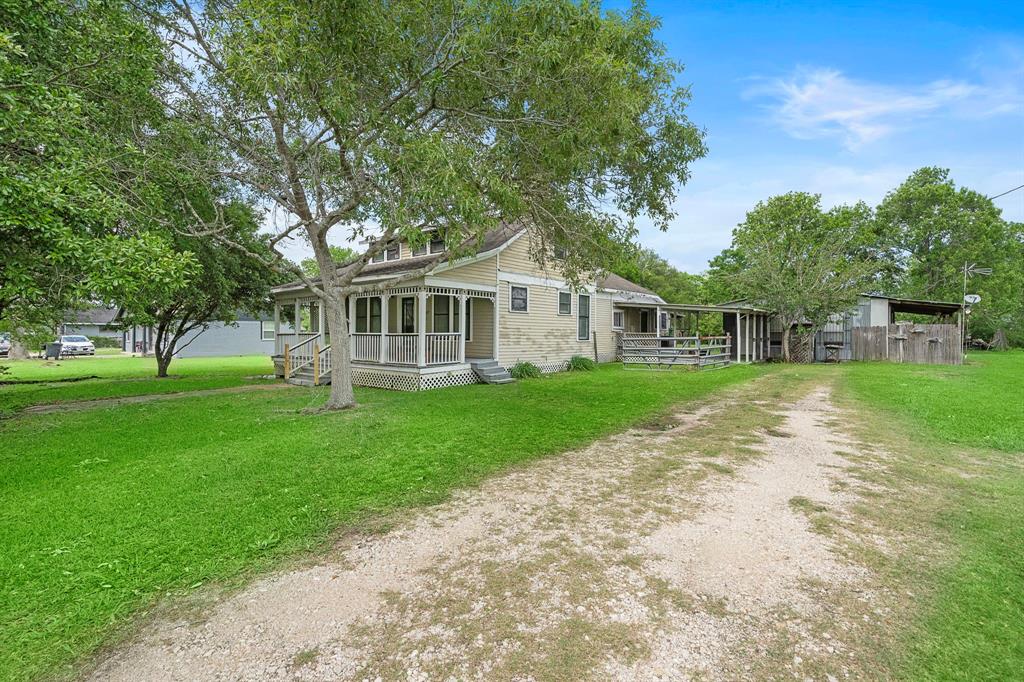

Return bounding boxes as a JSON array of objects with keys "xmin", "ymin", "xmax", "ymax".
[
  {"xmin": 283, "ymin": 333, "xmax": 321, "ymax": 378},
  {"xmin": 426, "ymin": 333, "xmax": 461, "ymax": 365},
  {"xmin": 352, "ymin": 333, "xmax": 381, "ymax": 362},
  {"xmin": 386, "ymin": 334, "xmax": 417, "ymax": 365}
]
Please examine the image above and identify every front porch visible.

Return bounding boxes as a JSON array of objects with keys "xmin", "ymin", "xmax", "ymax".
[{"xmin": 272, "ymin": 285, "xmax": 499, "ymax": 390}]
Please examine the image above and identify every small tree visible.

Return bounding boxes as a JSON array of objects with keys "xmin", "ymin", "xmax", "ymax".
[
  {"xmin": 729, "ymin": 193, "xmax": 874, "ymax": 361},
  {"xmin": 119, "ymin": 204, "xmax": 281, "ymax": 377},
  {"xmin": 145, "ymin": 0, "xmax": 707, "ymax": 409}
]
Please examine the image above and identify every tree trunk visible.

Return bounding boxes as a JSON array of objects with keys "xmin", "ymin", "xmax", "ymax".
[
  {"xmin": 781, "ymin": 325, "xmax": 791, "ymax": 363},
  {"xmin": 324, "ymin": 291, "xmax": 356, "ymax": 409},
  {"xmin": 8, "ymin": 336, "xmax": 30, "ymax": 360},
  {"xmin": 156, "ymin": 350, "xmax": 173, "ymax": 378},
  {"xmin": 153, "ymin": 321, "xmax": 174, "ymax": 377}
]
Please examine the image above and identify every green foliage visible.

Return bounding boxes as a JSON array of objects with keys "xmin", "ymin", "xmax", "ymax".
[
  {"xmin": 510, "ymin": 361, "xmax": 542, "ymax": 379},
  {"xmin": 613, "ymin": 247, "xmax": 706, "ymax": 304},
  {"xmin": 301, "ymin": 246, "xmax": 360, "ymax": 277},
  {"xmin": 88, "ymin": 336, "xmax": 121, "ymax": 349},
  {"xmin": 567, "ymin": 355, "xmax": 597, "ymax": 372},
  {"xmin": 0, "ymin": 362, "xmax": 764, "ymax": 678},
  {"xmin": 0, "ymin": 0, "xmax": 194, "ymax": 334},
  {"xmin": 725, "ymin": 192, "xmax": 875, "ymax": 359},
  {"xmin": 876, "ymin": 168, "xmax": 1024, "ymax": 344}
]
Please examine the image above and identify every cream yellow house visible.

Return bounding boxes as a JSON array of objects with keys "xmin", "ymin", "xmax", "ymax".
[{"xmin": 269, "ymin": 224, "xmax": 667, "ymax": 390}]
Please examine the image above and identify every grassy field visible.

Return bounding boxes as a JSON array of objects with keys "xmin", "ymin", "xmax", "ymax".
[
  {"xmin": 0, "ymin": 361, "xmax": 767, "ymax": 680},
  {"xmin": 0, "ymin": 355, "xmax": 274, "ymax": 415},
  {"xmin": 840, "ymin": 351, "xmax": 1024, "ymax": 680}
]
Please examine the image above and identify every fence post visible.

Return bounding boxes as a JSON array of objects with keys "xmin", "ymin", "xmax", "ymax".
[{"xmin": 312, "ymin": 343, "xmax": 320, "ymax": 386}]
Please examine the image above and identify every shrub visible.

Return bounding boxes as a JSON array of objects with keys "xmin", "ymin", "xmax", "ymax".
[
  {"xmin": 567, "ymin": 355, "xmax": 597, "ymax": 371},
  {"xmin": 90, "ymin": 336, "xmax": 122, "ymax": 349},
  {"xmin": 509, "ymin": 361, "xmax": 542, "ymax": 379}
]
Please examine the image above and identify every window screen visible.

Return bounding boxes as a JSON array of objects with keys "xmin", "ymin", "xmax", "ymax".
[{"xmin": 510, "ymin": 286, "xmax": 528, "ymax": 312}]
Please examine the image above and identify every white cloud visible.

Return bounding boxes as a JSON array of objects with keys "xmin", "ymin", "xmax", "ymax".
[{"xmin": 745, "ymin": 66, "xmax": 1020, "ymax": 150}]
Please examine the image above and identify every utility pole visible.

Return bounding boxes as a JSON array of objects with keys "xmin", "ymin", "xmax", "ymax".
[{"xmin": 961, "ymin": 262, "xmax": 992, "ymax": 356}]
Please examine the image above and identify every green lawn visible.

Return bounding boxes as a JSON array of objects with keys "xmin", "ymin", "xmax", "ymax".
[
  {"xmin": 0, "ymin": 362, "xmax": 767, "ymax": 680},
  {"xmin": 0, "ymin": 355, "xmax": 274, "ymax": 416},
  {"xmin": 840, "ymin": 351, "xmax": 1024, "ymax": 680}
]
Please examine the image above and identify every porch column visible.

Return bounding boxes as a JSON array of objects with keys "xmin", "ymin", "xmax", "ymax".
[
  {"xmin": 458, "ymin": 293, "xmax": 467, "ymax": 363},
  {"xmin": 273, "ymin": 303, "xmax": 281, "ymax": 355},
  {"xmin": 753, "ymin": 315, "xmax": 759, "ymax": 362},
  {"xmin": 379, "ymin": 293, "xmax": 389, "ymax": 364},
  {"xmin": 317, "ymin": 299, "xmax": 325, "ymax": 339},
  {"xmin": 293, "ymin": 299, "xmax": 301, "ymax": 347},
  {"xmin": 655, "ymin": 306, "xmax": 662, "ymax": 336},
  {"xmin": 347, "ymin": 294, "xmax": 355, "ymax": 359},
  {"xmin": 416, "ymin": 289, "xmax": 427, "ymax": 367},
  {"xmin": 735, "ymin": 311, "xmax": 741, "ymax": 362},
  {"xmin": 746, "ymin": 313, "xmax": 752, "ymax": 363},
  {"xmin": 493, "ymin": 292, "xmax": 500, "ymax": 363}
]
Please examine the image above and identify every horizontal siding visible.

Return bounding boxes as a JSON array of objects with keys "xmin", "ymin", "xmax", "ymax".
[
  {"xmin": 498, "ymin": 283, "xmax": 611, "ymax": 368},
  {"xmin": 497, "ymin": 234, "xmax": 560, "ymax": 280},
  {"xmin": 439, "ymin": 255, "xmax": 498, "ymax": 285},
  {"xmin": 465, "ymin": 298, "xmax": 494, "ymax": 358}
]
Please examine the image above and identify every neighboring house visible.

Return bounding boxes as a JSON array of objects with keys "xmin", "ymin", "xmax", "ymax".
[
  {"xmin": 269, "ymin": 223, "xmax": 716, "ymax": 390},
  {"xmin": 121, "ymin": 312, "xmax": 276, "ymax": 358},
  {"xmin": 61, "ymin": 307, "xmax": 122, "ymax": 341}
]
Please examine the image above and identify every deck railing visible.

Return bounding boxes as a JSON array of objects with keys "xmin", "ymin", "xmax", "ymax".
[
  {"xmin": 386, "ymin": 334, "xmax": 417, "ymax": 365},
  {"xmin": 619, "ymin": 333, "xmax": 731, "ymax": 370},
  {"xmin": 352, "ymin": 333, "xmax": 381, "ymax": 362},
  {"xmin": 426, "ymin": 333, "xmax": 461, "ymax": 365},
  {"xmin": 283, "ymin": 333, "xmax": 322, "ymax": 378}
]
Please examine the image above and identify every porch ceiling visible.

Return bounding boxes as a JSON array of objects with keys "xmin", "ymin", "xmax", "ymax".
[{"xmin": 614, "ymin": 301, "xmax": 769, "ymax": 314}]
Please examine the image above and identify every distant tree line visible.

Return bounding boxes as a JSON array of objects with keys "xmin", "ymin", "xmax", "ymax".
[{"xmin": 619, "ymin": 168, "xmax": 1023, "ymax": 356}]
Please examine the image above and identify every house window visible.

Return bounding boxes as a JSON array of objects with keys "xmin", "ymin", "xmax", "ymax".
[
  {"xmin": 553, "ymin": 245, "xmax": 567, "ymax": 260},
  {"xmin": 355, "ymin": 298, "xmax": 368, "ymax": 333},
  {"xmin": 433, "ymin": 294, "xmax": 450, "ymax": 333},
  {"xmin": 558, "ymin": 291, "xmax": 571, "ymax": 315},
  {"xmin": 577, "ymin": 294, "xmax": 590, "ymax": 341},
  {"xmin": 429, "ymin": 236, "xmax": 446, "ymax": 254},
  {"xmin": 261, "ymin": 320, "xmax": 275, "ymax": 341},
  {"xmin": 386, "ymin": 244, "xmax": 400, "ymax": 261},
  {"xmin": 401, "ymin": 297, "xmax": 415, "ymax": 333},
  {"xmin": 510, "ymin": 285, "xmax": 528, "ymax": 312},
  {"xmin": 612, "ymin": 310, "xmax": 624, "ymax": 330},
  {"xmin": 354, "ymin": 297, "xmax": 382, "ymax": 333},
  {"xmin": 412, "ymin": 243, "xmax": 427, "ymax": 257},
  {"xmin": 368, "ymin": 297, "xmax": 382, "ymax": 333}
]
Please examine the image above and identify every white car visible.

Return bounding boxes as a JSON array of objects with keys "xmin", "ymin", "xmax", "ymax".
[{"xmin": 58, "ymin": 335, "xmax": 96, "ymax": 356}]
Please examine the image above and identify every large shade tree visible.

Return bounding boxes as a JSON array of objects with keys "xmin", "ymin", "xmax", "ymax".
[
  {"xmin": 0, "ymin": 0, "xmax": 194, "ymax": 353},
  {"xmin": 145, "ymin": 0, "xmax": 707, "ymax": 409},
  {"xmin": 727, "ymin": 192, "xmax": 875, "ymax": 361},
  {"xmin": 876, "ymin": 167, "xmax": 1023, "ymax": 344}
]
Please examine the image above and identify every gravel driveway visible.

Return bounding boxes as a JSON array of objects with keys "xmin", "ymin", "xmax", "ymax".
[{"xmin": 89, "ymin": 376, "xmax": 878, "ymax": 681}]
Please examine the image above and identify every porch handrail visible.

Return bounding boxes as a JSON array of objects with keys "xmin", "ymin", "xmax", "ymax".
[
  {"xmin": 426, "ymin": 332, "xmax": 461, "ymax": 366},
  {"xmin": 284, "ymin": 333, "xmax": 322, "ymax": 378}
]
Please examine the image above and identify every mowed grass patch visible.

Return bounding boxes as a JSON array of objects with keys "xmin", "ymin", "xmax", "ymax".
[
  {"xmin": 838, "ymin": 351, "xmax": 1024, "ymax": 680},
  {"xmin": 0, "ymin": 355, "xmax": 274, "ymax": 415},
  {"xmin": 841, "ymin": 351, "xmax": 1024, "ymax": 453},
  {"xmin": 0, "ymin": 362, "xmax": 768, "ymax": 680}
]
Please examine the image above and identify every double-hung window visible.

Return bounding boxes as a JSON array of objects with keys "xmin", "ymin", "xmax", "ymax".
[
  {"xmin": 429, "ymin": 237, "xmax": 446, "ymax": 254},
  {"xmin": 558, "ymin": 291, "xmax": 571, "ymax": 315},
  {"xmin": 577, "ymin": 294, "xmax": 591, "ymax": 341},
  {"xmin": 612, "ymin": 310, "xmax": 624, "ymax": 330},
  {"xmin": 510, "ymin": 285, "xmax": 529, "ymax": 312}
]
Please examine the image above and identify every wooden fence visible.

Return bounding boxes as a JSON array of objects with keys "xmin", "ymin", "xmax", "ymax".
[
  {"xmin": 619, "ymin": 333, "xmax": 732, "ymax": 370},
  {"xmin": 851, "ymin": 323, "xmax": 961, "ymax": 365}
]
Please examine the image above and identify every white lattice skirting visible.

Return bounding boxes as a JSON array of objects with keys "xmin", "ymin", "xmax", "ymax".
[{"xmin": 352, "ymin": 367, "xmax": 481, "ymax": 392}]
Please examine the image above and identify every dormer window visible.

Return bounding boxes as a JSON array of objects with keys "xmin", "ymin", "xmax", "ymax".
[
  {"xmin": 412, "ymin": 243, "xmax": 427, "ymax": 257},
  {"xmin": 386, "ymin": 244, "xmax": 400, "ymax": 260},
  {"xmin": 371, "ymin": 250, "xmax": 385, "ymax": 263},
  {"xmin": 429, "ymin": 237, "xmax": 445, "ymax": 254}
]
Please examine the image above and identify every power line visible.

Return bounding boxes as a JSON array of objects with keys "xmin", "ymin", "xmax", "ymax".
[{"xmin": 988, "ymin": 183, "xmax": 1024, "ymax": 200}]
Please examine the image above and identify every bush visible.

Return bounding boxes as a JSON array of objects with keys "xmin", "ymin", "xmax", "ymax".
[
  {"xmin": 567, "ymin": 355, "xmax": 597, "ymax": 371},
  {"xmin": 90, "ymin": 336, "xmax": 122, "ymax": 349},
  {"xmin": 509, "ymin": 361, "xmax": 542, "ymax": 379}
]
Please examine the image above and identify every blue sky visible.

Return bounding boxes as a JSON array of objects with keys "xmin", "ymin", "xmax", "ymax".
[
  {"xmin": 283, "ymin": 1, "xmax": 1024, "ymax": 273},
  {"xmin": 623, "ymin": 0, "xmax": 1024, "ymax": 272}
]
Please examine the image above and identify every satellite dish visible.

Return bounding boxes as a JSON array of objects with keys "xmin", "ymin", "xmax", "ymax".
[{"xmin": 964, "ymin": 294, "xmax": 981, "ymax": 304}]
